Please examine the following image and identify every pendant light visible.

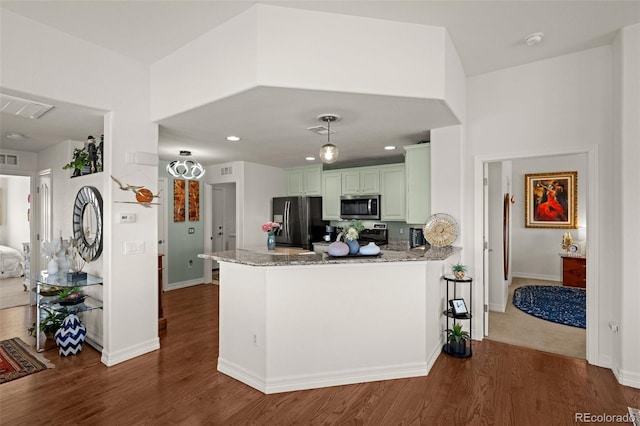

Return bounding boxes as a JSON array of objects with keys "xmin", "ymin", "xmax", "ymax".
[
  {"xmin": 318, "ymin": 114, "xmax": 340, "ymax": 164},
  {"xmin": 166, "ymin": 150, "xmax": 205, "ymax": 180}
]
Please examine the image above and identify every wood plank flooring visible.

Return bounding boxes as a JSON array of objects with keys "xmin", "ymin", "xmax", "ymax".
[{"xmin": 1, "ymin": 283, "xmax": 639, "ymax": 425}]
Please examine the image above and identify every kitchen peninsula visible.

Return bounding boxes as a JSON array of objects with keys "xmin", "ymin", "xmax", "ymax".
[{"xmin": 198, "ymin": 246, "xmax": 460, "ymax": 394}]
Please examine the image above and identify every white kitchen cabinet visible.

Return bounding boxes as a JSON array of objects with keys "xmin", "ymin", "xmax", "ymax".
[
  {"xmin": 404, "ymin": 144, "xmax": 431, "ymax": 224},
  {"xmin": 342, "ymin": 168, "xmax": 379, "ymax": 195},
  {"xmin": 380, "ymin": 164, "xmax": 406, "ymax": 221},
  {"xmin": 321, "ymin": 170, "xmax": 342, "ymax": 220},
  {"xmin": 285, "ymin": 165, "xmax": 322, "ymax": 196}
]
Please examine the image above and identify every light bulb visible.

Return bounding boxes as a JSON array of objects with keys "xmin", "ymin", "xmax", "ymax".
[{"xmin": 319, "ymin": 144, "xmax": 338, "ymax": 164}]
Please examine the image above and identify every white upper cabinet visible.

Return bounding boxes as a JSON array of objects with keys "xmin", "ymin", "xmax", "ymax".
[
  {"xmin": 380, "ymin": 164, "xmax": 406, "ymax": 221},
  {"xmin": 285, "ymin": 165, "xmax": 322, "ymax": 196},
  {"xmin": 321, "ymin": 171, "xmax": 343, "ymax": 220},
  {"xmin": 404, "ymin": 144, "xmax": 431, "ymax": 224},
  {"xmin": 342, "ymin": 168, "xmax": 380, "ymax": 195}
]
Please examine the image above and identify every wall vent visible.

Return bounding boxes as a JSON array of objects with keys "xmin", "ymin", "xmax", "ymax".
[
  {"xmin": 0, "ymin": 154, "xmax": 18, "ymax": 166},
  {"xmin": 220, "ymin": 166, "xmax": 233, "ymax": 176},
  {"xmin": 0, "ymin": 93, "xmax": 54, "ymax": 119}
]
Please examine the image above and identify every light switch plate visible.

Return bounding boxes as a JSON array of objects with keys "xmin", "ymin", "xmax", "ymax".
[{"xmin": 124, "ymin": 241, "xmax": 144, "ymax": 255}]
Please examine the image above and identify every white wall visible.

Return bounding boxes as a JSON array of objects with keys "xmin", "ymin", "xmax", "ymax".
[
  {"xmin": 2, "ymin": 10, "xmax": 159, "ymax": 365},
  {"xmin": 151, "ymin": 5, "xmax": 462, "ymax": 124},
  {"xmin": 510, "ymin": 154, "xmax": 587, "ymax": 281},
  {"xmin": 467, "ymin": 46, "xmax": 613, "ymax": 366},
  {"xmin": 612, "ymin": 23, "xmax": 640, "ymax": 388},
  {"xmin": 0, "ymin": 175, "xmax": 30, "ymax": 250}
]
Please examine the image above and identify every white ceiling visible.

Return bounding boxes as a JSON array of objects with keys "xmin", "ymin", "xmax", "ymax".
[{"xmin": 1, "ymin": 1, "xmax": 638, "ymax": 167}]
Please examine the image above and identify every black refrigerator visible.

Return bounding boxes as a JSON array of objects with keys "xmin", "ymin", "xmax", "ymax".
[{"xmin": 272, "ymin": 196, "xmax": 328, "ymax": 250}]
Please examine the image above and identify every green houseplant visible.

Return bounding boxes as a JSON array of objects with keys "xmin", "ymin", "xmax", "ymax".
[
  {"xmin": 62, "ymin": 147, "xmax": 90, "ymax": 177},
  {"xmin": 28, "ymin": 306, "xmax": 68, "ymax": 340},
  {"xmin": 451, "ymin": 263, "xmax": 467, "ymax": 279},
  {"xmin": 446, "ymin": 322, "xmax": 470, "ymax": 355}
]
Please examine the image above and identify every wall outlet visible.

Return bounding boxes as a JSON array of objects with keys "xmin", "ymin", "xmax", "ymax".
[
  {"xmin": 399, "ymin": 228, "xmax": 404, "ymax": 234},
  {"xmin": 252, "ymin": 333, "xmax": 258, "ymax": 345},
  {"xmin": 188, "ymin": 259, "xmax": 193, "ymax": 268}
]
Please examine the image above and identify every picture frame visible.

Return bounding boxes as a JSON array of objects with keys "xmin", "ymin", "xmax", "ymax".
[
  {"xmin": 524, "ymin": 171, "xmax": 577, "ymax": 229},
  {"xmin": 449, "ymin": 298, "xmax": 468, "ymax": 316}
]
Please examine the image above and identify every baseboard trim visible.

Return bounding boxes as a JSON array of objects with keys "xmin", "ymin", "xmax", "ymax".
[
  {"xmin": 489, "ymin": 302, "xmax": 507, "ymax": 312},
  {"xmin": 613, "ymin": 366, "xmax": 640, "ymax": 389},
  {"xmin": 165, "ymin": 278, "xmax": 206, "ymax": 291},
  {"xmin": 218, "ymin": 357, "xmax": 429, "ymax": 394},
  {"xmin": 512, "ymin": 272, "xmax": 561, "ymax": 282},
  {"xmin": 101, "ymin": 337, "xmax": 160, "ymax": 366}
]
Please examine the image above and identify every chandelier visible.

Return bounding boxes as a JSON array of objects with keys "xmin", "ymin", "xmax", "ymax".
[
  {"xmin": 318, "ymin": 114, "xmax": 340, "ymax": 164},
  {"xmin": 166, "ymin": 150, "xmax": 205, "ymax": 180}
]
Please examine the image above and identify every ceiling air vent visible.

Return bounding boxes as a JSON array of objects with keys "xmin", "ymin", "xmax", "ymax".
[
  {"xmin": 0, "ymin": 94, "xmax": 54, "ymax": 119},
  {"xmin": 306, "ymin": 125, "xmax": 335, "ymax": 136}
]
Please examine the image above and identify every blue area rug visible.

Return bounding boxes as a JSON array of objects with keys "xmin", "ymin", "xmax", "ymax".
[{"xmin": 513, "ymin": 285, "xmax": 586, "ymax": 328}]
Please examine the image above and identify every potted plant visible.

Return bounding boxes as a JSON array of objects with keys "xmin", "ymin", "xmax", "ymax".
[
  {"xmin": 62, "ymin": 147, "xmax": 90, "ymax": 177},
  {"xmin": 28, "ymin": 306, "xmax": 68, "ymax": 340},
  {"xmin": 446, "ymin": 322, "xmax": 470, "ymax": 355},
  {"xmin": 451, "ymin": 263, "xmax": 467, "ymax": 279},
  {"xmin": 57, "ymin": 286, "xmax": 85, "ymax": 305}
]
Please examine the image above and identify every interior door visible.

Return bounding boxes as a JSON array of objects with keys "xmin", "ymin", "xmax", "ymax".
[
  {"xmin": 483, "ymin": 162, "xmax": 490, "ymax": 336},
  {"xmin": 211, "ymin": 187, "xmax": 224, "ymax": 269},
  {"xmin": 37, "ymin": 170, "xmax": 52, "ymax": 273}
]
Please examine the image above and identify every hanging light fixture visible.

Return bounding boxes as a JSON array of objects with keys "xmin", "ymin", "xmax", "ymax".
[
  {"xmin": 166, "ymin": 150, "xmax": 205, "ymax": 180},
  {"xmin": 317, "ymin": 114, "xmax": 341, "ymax": 164}
]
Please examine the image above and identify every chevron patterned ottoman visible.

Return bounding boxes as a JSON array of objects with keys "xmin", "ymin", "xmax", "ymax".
[{"xmin": 54, "ymin": 314, "xmax": 87, "ymax": 356}]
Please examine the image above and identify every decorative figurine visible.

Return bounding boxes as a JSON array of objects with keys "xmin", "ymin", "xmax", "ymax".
[
  {"xmin": 96, "ymin": 134, "xmax": 104, "ymax": 172},
  {"xmin": 86, "ymin": 135, "xmax": 97, "ymax": 174}
]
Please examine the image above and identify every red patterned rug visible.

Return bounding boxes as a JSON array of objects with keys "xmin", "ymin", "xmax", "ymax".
[{"xmin": 0, "ymin": 337, "xmax": 53, "ymax": 384}]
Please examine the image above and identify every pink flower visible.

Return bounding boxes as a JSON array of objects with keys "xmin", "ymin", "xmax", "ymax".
[{"xmin": 262, "ymin": 222, "xmax": 280, "ymax": 233}]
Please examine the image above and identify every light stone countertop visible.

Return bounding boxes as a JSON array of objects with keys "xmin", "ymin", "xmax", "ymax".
[{"xmin": 198, "ymin": 245, "xmax": 461, "ymax": 267}]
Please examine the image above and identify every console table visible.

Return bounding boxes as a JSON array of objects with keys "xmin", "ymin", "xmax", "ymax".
[{"xmin": 34, "ymin": 271, "xmax": 103, "ymax": 352}]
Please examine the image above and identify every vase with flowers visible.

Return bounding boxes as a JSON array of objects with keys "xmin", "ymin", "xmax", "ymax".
[
  {"xmin": 343, "ymin": 220, "xmax": 365, "ymax": 255},
  {"xmin": 262, "ymin": 221, "xmax": 280, "ymax": 250}
]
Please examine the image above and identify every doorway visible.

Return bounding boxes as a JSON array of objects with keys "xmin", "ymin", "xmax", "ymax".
[
  {"xmin": 209, "ymin": 183, "xmax": 236, "ymax": 274},
  {"xmin": 0, "ymin": 174, "xmax": 33, "ymax": 309},
  {"xmin": 477, "ymin": 147, "xmax": 598, "ymax": 362}
]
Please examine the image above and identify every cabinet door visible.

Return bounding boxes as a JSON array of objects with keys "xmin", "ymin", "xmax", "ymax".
[
  {"xmin": 322, "ymin": 171, "xmax": 342, "ymax": 220},
  {"xmin": 303, "ymin": 167, "xmax": 322, "ymax": 196},
  {"xmin": 404, "ymin": 145, "xmax": 431, "ymax": 224},
  {"xmin": 286, "ymin": 169, "xmax": 304, "ymax": 195},
  {"xmin": 360, "ymin": 169, "xmax": 380, "ymax": 194},
  {"xmin": 342, "ymin": 170, "xmax": 360, "ymax": 195},
  {"xmin": 380, "ymin": 165, "xmax": 405, "ymax": 220},
  {"xmin": 285, "ymin": 166, "xmax": 322, "ymax": 196}
]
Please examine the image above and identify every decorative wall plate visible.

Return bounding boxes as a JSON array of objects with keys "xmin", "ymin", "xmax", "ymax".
[{"xmin": 423, "ymin": 213, "xmax": 459, "ymax": 247}]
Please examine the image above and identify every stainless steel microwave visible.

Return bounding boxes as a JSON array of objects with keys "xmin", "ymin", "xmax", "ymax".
[{"xmin": 340, "ymin": 195, "xmax": 381, "ymax": 220}]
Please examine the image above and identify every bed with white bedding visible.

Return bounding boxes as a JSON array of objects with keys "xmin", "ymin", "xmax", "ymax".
[{"xmin": 0, "ymin": 245, "xmax": 24, "ymax": 279}]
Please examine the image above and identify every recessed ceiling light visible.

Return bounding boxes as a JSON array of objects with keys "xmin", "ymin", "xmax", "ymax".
[
  {"xmin": 384, "ymin": 145, "xmax": 396, "ymax": 150},
  {"xmin": 226, "ymin": 136, "xmax": 240, "ymax": 141},
  {"xmin": 6, "ymin": 132, "xmax": 25, "ymax": 140},
  {"xmin": 305, "ymin": 156, "xmax": 316, "ymax": 161},
  {"xmin": 525, "ymin": 32, "xmax": 544, "ymax": 46}
]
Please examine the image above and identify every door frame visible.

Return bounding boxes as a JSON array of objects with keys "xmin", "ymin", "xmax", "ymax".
[
  {"xmin": 157, "ymin": 177, "xmax": 169, "ymax": 290},
  {"xmin": 474, "ymin": 144, "xmax": 599, "ymax": 364}
]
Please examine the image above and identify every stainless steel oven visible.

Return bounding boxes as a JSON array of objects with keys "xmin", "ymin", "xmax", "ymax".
[{"xmin": 340, "ymin": 194, "xmax": 380, "ymax": 220}]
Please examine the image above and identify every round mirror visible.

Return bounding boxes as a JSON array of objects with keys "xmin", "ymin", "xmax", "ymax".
[
  {"xmin": 72, "ymin": 186, "xmax": 103, "ymax": 261},
  {"xmin": 82, "ymin": 204, "xmax": 96, "ymax": 245}
]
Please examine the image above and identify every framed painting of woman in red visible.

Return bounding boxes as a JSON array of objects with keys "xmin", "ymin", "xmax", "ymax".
[{"xmin": 525, "ymin": 171, "xmax": 577, "ymax": 229}]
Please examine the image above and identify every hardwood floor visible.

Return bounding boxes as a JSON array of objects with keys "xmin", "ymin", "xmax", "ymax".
[{"xmin": 1, "ymin": 284, "xmax": 639, "ymax": 425}]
